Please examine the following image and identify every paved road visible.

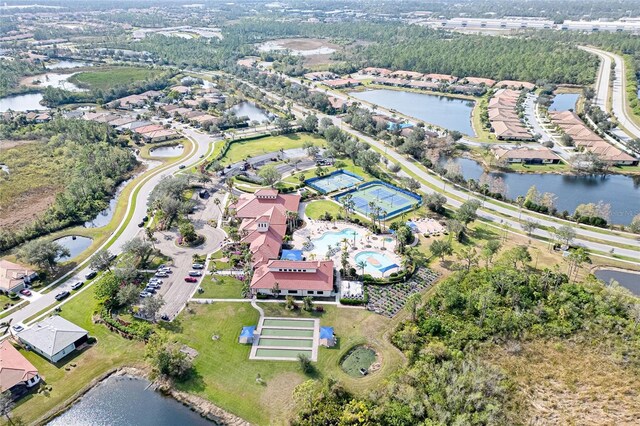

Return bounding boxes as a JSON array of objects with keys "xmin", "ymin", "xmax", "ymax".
[
  {"xmin": 580, "ymin": 46, "xmax": 640, "ymax": 140},
  {"xmin": 8, "ymin": 125, "xmax": 221, "ymax": 328},
  {"xmin": 212, "ymin": 71, "xmax": 640, "ymax": 262}
]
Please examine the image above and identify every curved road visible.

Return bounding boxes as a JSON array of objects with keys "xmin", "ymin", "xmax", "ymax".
[
  {"xmin": 8, "ymin": 125, "xmax": 220, "ymax": 327},
  {"xmin": 215, "ymin": 71, "xmax": 640, "ymax": 262}
]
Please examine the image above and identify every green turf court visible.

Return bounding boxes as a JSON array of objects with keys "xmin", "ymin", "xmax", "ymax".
[
  {"xmin": 262, "ymin": 319, "xmax": 315, "ymax": 328},
  {"xmin": 255, "ymin": 348, "xmax": 313, "ymax": 358},
  {"xmin": 260, "ymin": 328, "xmax": 315, "ymax": 337},
  {"xmin": 257, "ymin": 338, "xmax": 314, "ymax": 348}
]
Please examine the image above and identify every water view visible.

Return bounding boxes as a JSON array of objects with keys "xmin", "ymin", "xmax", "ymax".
[
  {"xmin": 594, "ymin": 269, "xmax": 640, "ymax": 295},
  {"xmin": 84, "ymin": 179, "xmax": 132, "ymax": 228},
  {"xmin": 349, "ymin": 89, "xmax": 476, "ymax": 136},
  {"xmin": 46, "ymin": 60, "xmax": 93, "ymax": 69},
  {"xmin": 445, "ymin": 157, "xmax": 640, "ymax": 224},
  {"xmin": 47, "ymin": 375, "xmax": 211, "ymax": 426},
  {"xmin": 0, "ymin": 93, "xmax": 47, "ymax": 112},
  {"xmin": 549, "ymin": 93, "xmax": 580, "ymax": 111},
  {"xmin": 228, "ymin": 102, "xmax": 271, "ymax": 122},
  {"xmin": 24, "ymin": 73, "xmax": 85, "ymax": 92},
  {"xmin": 54, "ymin": 235, "xmax": 93, "ymax": 261},
  {"xmin": 149, "ymin": 145, "xmax": 185, "ymax": 157}
]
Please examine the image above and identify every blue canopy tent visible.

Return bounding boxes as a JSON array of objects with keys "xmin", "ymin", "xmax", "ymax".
[
  {"xmin": 406, "ymin": 221, "xmax": 419, "ymax": 233},
  {"xmin": 319, "ymin": 326, "xmax": 336, "ymax": 347},
  {"xmin": 239, "ymin": 325, "xmax": 256, "ymax": 344}
]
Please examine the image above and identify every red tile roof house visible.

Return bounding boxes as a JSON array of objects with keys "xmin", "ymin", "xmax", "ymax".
[
  {"xmin": 360, "ymin": 67, "xmax": 392, "ymax": 76},
  {"xmin": 0, "ymin": 341, "xmax": 41, "ymax": 398},
  {"xmin": 229, "ymin": 189, "xmax": 335, "ymax": 297},
  {"xmin": 423, "ymin": 73, "xmax": 458, "ymax": 83},
  {"xmin": 323, "ymin": 78, "xmax": 361, "ymax": 89},
  {"xmin": 0, "ymin": 260, "xmax": 37, "ymax": 294}
]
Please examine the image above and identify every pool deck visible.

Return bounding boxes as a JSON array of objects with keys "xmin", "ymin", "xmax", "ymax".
[
  {"xmin": 249, "ymin": 316, "xmax": 320, "ymax": 361},
  {"xmin": 292, "ymin": 220, "xmax": 401, "ymax": 278}
]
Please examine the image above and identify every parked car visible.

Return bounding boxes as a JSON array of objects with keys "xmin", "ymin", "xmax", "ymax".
[
  {"xmin": 55, "ymin": 291, "xmax": 70, "ymax": 301},
  {"xmin": 137, "ymin": 221, "xmax": 145, "ymax": 228},
  {"xmin": 108, "ymin": 254, "xmax": 117, "ymax": 262},
  {"xmin": 147, "ymin": 283, "xmax": 160, "ymax": 289},
  {"xmin": 71, "ymin": 282, "xmax": 84, "ymax": 290},
  {"xmin": 161, "ymin": 314, "xmax": 170, "ymax": 321},
  {"xmin": 139, "ymin": 291, "xmax": 152, "ymax": 298},
  {"xmin": 19, "ymin": 289, "xmax": 32, "ymax": 296},
  {"xmin": 192, "ymin": 263, "xmax": 204, "ymax": 269},
  {"xmin": 184, "ymin": 277, "xmax": 198, "ymax": 283},
  {"xmin": 85, "ymin": 271, "xmax": 97, "ymax": 280},
  {"xmin": 144, "ymin": 287, "xmax": 156, "ymax": 294},
  {"xmin": 188, "ymin": 270, "xmax": 202, "ymax": 277},
  {"xmin": 160, "ymin": 267, "xmax": 172, "ymax": 274},
  {"xmin": 12, "ymin": 325, "xmax": 24, "ymax": 333},
  {"xmin": 142, "ymin": 216, "xmax": 149, "ymax": 222},
  {"xmin": 155, "ymin": 272, "xmax": 169, "ymax": 278}
]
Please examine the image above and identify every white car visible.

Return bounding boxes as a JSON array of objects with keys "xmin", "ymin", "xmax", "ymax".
[
  {"xmin": 188, "ymin": 270, "xmax": 202, "ymax": 277},
  {"xmin": 192, "ymin": 263, "xmax": 205, "ymax": 269},
  {"xmin": 155, "ymin": 272, "xmax": 169, "ymax": 278},
  {"xmin": 139, "ymin": 291, "xmax": 152, "ymax": 298},
  {"xmin": 11, "ymin": 325, "xmax": 24, "ymax": 333}
]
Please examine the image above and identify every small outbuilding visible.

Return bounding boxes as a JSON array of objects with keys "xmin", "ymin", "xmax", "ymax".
[
  {"xmin": 319, "ymin": 326, "xmax": 336, "ymax": 348},
  {"xmin": 239, "ymin": 326, "xmax": 256, "ymax": 344}
]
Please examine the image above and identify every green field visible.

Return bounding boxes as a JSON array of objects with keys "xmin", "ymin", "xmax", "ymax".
[
  {"xmin": 69, "ymin": 67, "xmax": 166, "ymax": 91},
  {"xmin": 221, "ymin": 133, "xmax": 326, "ymax": 165},
  {"xmin": 305, "ymin": 199, "xmax": 346, "ymax": 220},
  {"xmin": 194, "ymin": 274, "xmax": 244, "ymax": 299}
]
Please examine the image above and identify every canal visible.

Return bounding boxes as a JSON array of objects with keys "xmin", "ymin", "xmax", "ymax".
[
  {"xmin": 349, "ymin": 88, "xmax": 476, "ymax": 136},
  {"xmin": 47, "ymin": 375, "xmax": 212, "ymax": 426},
  {"xmin": 594, "ymin": 269, "xmax": 640, "ymax": 296}
]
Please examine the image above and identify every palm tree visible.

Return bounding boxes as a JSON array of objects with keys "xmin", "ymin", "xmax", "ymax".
[{"xmin": 356, "ymin": 260, "xmax": 367, "ymax": 277}]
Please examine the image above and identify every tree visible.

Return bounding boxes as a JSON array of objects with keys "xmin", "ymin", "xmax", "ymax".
[
  {"xmin": 446, "ymin": 219, "xmax": 465, "ymax": 242},
  {"xmin": 630, "ymin": 213, "xmax": 640, "ymax": 234},
  {"xmin": 405, "ymin": 293, "xmax": 422, "ymax": 322},
  {"xmin": 424, "ymin": 193, "xmax": 447, "ymax": 214},
  {"xmin": 298, "ymin": 353, "xmax": 313, "ymax": 374},
  {"xmin": 179, "ymin": 222, "xmax": 198, "ymax": 244},
  {"xmin": 396, "ymin": 225, "xmax": 413, "ymax": 252},
  {"xmin": 303, "ymin": 296, "xmax": 314, "ymax": 312},
  {"xmin": 271, "ymin": 282, "xmax": 281, "ymax": 298},
  {"xmin": 456, "ymin": 200, "xmax": 481, "ymax": 226},
  {"xmin": 388, "ymin": 162, "xmax": 401, "ymax": 174},
  {"xmin": 90, "ymin": 250, "xmax": 114, "ymax": 272},
  {"xmin": 566, "ymin": 247, "xmax": 589, "ymax": 282},
  {"xmin": 553, "ymin": 224, "xmax": 576, "ymax": 246},
  {"xmin": 117, "ymin": 284, "xmax": 140, "ymax": 307},
  {"xmin": 140, "ymin": 295, "xmax": 165, "ymax": 321},
  {"xmin": 258, "ymin": 165, "xmax": 282, "ymax": 187},
  {"xmin": 456, "ymin": 247, "xmax": 478, "ymax": 272},
  {"xmin": 145, "ymin": 330, "xmax": 192, "ymax": 380},
  {"xmin": 403, "ymin": 177, "xmax": 421, "ymax": 192},
  {"xmin": 303, "ymin": 142, "xmax": 320, "ymax": 158},
  {"xmin": 356, "ymin": 260, "xmax": 367, "ymax": 277},
  {"xmin": 113, "ymin": 260, "xmax": 138, "ymax": 284},
  {"xmin": 0, "ymin": 391, "xmax": 14, "ymax": 425},
  {"xmin": 122, "ymin": 237, "xmax": 154, "ymax": 268},
  {"xmin": 16, "ymin": 240, "xmax": 70, "ymax": 272},
  {"xmin": 500, "ymin": 246, "xmax": 531, "ymax": 269},
  {"xmin": 429, "ymin": 239, "xmax": 453, "ymax": 262},
  {"xmin": 480, "ymin": 240, "xmax": 502, "ymax": 268},
  {"xmin": 522, "ymin": 219, "xmax": 539, "ymax": 236},
  {"xmin": 300, "ymin": 114, "xmax": 318, "ymax": 133}
]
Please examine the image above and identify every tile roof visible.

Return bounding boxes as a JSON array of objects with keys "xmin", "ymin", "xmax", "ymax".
[
  {"xmin": 0, "ymin": 260, "xmax": 34, "ymax": 292},
  {"xmin": 251, "ymin": 260, "xmax": 334, "ymax": 291},
  {"xmin": 0, "ymin": 341, "xmax": 38, "ymax": 392}
]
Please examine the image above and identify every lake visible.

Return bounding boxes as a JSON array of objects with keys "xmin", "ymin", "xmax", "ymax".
[
  {"xmin": 24, "ymin": 73, "xmax": 85, "ymax": 92},
  {"xmin": 549, "ymin": 93, "xmax": 580, "ymax": 111},
  {"xmin": 445, "ymin": 157, "xmax": 640, "ymax": 224},
  {"xmin": 594, "ymin": 269, "xmax": 640, "ymax": 296},
  {"xmin": 0, "ymin": 93, "xmax": 47, "ymax": 112},
  {"xmin": 229, "ymin": 101, "xmax": 271, "ymax": 122},
  {"xmin": 54, "ymin": 236, "xmax": 93, "ymax": 261},
  {"xmin": 46, "ymin": 60, "xmax": 93, "ymax": 70},
  {"xmin": 348, "ymin": 89, "xmax": 476, "ymax": 136},
  {"xmin": 84, "ymin": 179, "xmax": 132, "ymax": 228},
  {"xmin": 149, "ymin": 145, "xmax": 185, "ymax": 157},
  {"xmin": 47, "ymin": 375, "xmax": 212, "ymax": 426}
]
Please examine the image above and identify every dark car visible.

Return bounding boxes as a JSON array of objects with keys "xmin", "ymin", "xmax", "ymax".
[
  {"xmin": 179, "ymin": 164, "xmax": 186, "ymax": 169},
  {"xmin": 137, "ymin": 221, "xmax": 145, "ymax": 228},
  {"xmin": 55, "ymin": 291, "xmax": 70, "ymax": 301},
  {"xmin": 142, "ymin": 216, "xmax": 149, "ymax": 222},
  {"xmin": 85, "ymin": 271, "xmax": 97, "ymax": 280}
]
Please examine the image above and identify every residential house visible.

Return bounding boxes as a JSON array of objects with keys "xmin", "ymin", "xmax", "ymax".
[
  {"xmin": 493, "ymin": 147, "xmax": 561, "ymax": 164},
  {"xmin": 0, "ymin": 341, "xmax": 40, "ymax": 398},
  {"xmin": 360, "ymin": 67, "xmax": 392, "ymax": 76},
  {"xmin": 0, "ymin": 260, "xmax": 37, "ymax": 294},
  {"xmin": 142, "ymin": 129, "xmax": 179, "ymax": 143},
  {"xmin": 463, "ymin": 77, "xmax": 496, "ymax": 87},
  {"xmin": 170, "ymin": 85, "xmax": 191, "ymax": 95},
  {"xmin": 390, "ymin": 70, "xmax": 424, "ymax": 80},
  {"xmin": 495, "ymin": 80, "xmax": 536, "ymax": 90},
  {"xmin": 304, "ymin": 71, "xmax": 338, "ymax": 81},
  {"xmin": 424, "ymin": 73, "xmax": 458, "ymax": 83},
  {"xmin": 16, "ymin": 316, "xmax": 89, "ymax": 363},
  {"xmin": 133, "ymin": 124, "xmax": 164, "ymax": 135},
  {"xmin": 323, "ymin": 78, "xmax": 361, "ymax": 89}
]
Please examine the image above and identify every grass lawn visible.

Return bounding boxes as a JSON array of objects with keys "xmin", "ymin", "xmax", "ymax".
[
  {"xmin": 506, "ymin": 162, "xmax": 570, "ymax": 173},
  {"xmin": 195, "ymin": 275, "xmax": 244, "ymax": 299},
  {"xmin": 10, "ymin": 285, "xmax": 144, "ymax": 425},
  {"xmin": 221, "ymin": 133, "xmax": 326, "ymax": 165},
  {"xmin": 209, "ymin": 249, "xmax": 230, "ymax": 270},
  {"xmin": 173, "ymin": 302, "xmax": 404, "ymax": 424},
  {"xmin": 305, "ymin": 200, "xmax": 343, "ymax": 220},
  {"xmin": 69, "ymin": 67, "xmax": 166, "ymax": 91}
]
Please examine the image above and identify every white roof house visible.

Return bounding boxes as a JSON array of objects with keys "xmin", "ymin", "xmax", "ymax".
[{"xmin": 17, "ymin": 316, "xmax": 88, "ymax": 363}]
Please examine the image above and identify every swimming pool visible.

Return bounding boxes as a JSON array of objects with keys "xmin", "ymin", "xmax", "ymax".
[
  {"xmin": 308, "ymin": 228, "xmax": 362, "ymax": 256},
  {"xmin": 354, "ymin": 251, "xmax": 399, "ymax": 275}
]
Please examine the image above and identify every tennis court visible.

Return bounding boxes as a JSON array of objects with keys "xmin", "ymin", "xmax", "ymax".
[
  {"xmin": 335, "ymin": 181, "xmax": 421, "ymax": 219},
  {"xmin": 305, "ymin": 170, "xmax": 363, "ymax": 194}
]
